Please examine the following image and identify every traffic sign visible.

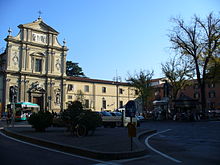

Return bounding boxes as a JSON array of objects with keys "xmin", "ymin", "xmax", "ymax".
[{"xmin": 125, "ymin": 100, "xmax": 136, "ymax": 117}]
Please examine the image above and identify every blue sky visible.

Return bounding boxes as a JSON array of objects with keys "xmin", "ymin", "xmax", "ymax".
[{"xmin": 0, "ymin": 0, "xmax": 219, "ymax": 81}]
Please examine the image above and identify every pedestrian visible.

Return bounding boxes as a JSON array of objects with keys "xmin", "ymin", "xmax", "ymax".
[{"xmin": 6, "ymin": 111, "xmax": 12, "ymax": 125}]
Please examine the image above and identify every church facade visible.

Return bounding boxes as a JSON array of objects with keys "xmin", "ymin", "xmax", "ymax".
[{"xmin": 0, "ymin": 18, "xmax": 137, "ymax": 114}]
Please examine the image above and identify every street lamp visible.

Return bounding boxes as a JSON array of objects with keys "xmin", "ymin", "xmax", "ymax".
[
  {"xmin": 102, "ymin": 97, "xmax": 105, "ymax": 111},
  {"xmin": 113, "ymin": 75, "xmax": 121, "ymax": 110}
]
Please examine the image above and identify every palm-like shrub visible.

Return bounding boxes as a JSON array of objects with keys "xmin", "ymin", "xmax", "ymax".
[{"xmin": 61, "ymin": 101, "xmax": 102, "ymax": 136}]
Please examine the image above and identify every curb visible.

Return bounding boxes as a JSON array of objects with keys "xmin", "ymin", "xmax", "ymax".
[{"xmin": 1, "ymin": 128, "xmax": 156, "ymax": 161}]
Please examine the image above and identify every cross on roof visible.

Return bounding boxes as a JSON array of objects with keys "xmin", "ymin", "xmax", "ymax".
[{"xmin": 38, "ymin": 10, "xmax": 42, "ymax": 18}]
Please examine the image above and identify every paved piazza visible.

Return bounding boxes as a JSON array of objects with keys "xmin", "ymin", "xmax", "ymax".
[{"xmin": 130, "ymin": 121, "xmax": 220, "ymax": 165}]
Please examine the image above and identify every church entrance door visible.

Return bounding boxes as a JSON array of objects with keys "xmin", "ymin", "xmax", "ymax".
[{"xmin": 33, "ymin": 96, "xmax": 44, "ymax": 110}]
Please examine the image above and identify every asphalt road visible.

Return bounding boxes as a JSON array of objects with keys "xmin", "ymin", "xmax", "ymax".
[
  {"xmin": 0, "ymin": 131, "xmax": 102, "ymax": 165},
  {"xmin": 0, "ymin": 120, "xmax": 220, "ymax": 165}
]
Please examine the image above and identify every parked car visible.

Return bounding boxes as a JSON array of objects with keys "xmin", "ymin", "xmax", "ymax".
[
  {"xmin": 110, "ymin": 112, "xmax": 122, "ymax": 116},
  {"xmin": 136, "ymin": 115, "xmax": 145, "ymax": 121}
]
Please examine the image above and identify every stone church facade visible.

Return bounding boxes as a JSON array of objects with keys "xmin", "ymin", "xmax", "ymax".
[{"xmin": 0, "ymin": 18, "xmax": 137, "ymax": 114}]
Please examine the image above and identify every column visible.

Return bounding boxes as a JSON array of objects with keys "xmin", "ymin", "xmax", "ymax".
[
  {"xmin": 7, "ymin": 44, "xmax": 12, "ymax": 68},
  {"xmin": 21, "ymin": 45, "xmax": 26, "ymax": 70},
  {"xmin": 23, "ymin": 80, "xmax": 29, "ymax": 102},
  {"xmin": 20, "ymin": 79, "xmax": 25, "ymax": 101},
  {"xmin": 4, "ymin": 78, "xmax": 11, "ymax": 110}
]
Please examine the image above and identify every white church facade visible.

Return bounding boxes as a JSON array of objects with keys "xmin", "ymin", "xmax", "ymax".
[{"xmin": 0, "ymin": 18, "xmax": 137, "ymax": 114}]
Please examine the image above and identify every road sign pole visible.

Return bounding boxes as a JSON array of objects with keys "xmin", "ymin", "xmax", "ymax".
[{"xmin": 130, "ymin": 116, "xmax": 133, "ymax": 151}]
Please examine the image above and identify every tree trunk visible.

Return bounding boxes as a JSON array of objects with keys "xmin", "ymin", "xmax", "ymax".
[{"xmin": 200, "ymin": 81, "xmax": 207, "ymax": 113}]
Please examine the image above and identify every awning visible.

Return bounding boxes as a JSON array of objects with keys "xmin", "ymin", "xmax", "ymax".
[{"xmin": 15, "ymin": 102, "xmax": 40, "ymax": 108}]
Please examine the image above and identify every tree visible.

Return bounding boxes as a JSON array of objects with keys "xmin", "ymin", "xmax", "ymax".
[
  {"xmin": 207, "ymin": 57, "xmax": 220, "ymax": 82},
  {"xmin": 161, "ymin": 56, "xmax": 194, "ymax": 100},
  {"xmin": 127, "ymin": 70, "xmax": 154, "ymax": 112},
  {"xmin": 169, "ymin": 13, "xmax": 220, "ymax": 112},
  {"xmin": 66, "ymin": 61, "xmax": 85, "ymax": 77}
]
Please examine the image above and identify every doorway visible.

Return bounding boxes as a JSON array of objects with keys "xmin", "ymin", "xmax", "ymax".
[{"xmin": 33, "ymin": 96, "xmax": 44, "ymax": 110}]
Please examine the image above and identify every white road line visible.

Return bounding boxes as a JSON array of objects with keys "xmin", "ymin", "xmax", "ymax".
[
  {"xmin": 94, "ymin": 163, "xmax": 121, "ymax": 165},
  {"xmin": 115, "ymin": 155, "xmax": 151, "ymax": 163},
  {"xmin": 0, "ymin": 131, "xmax": 105, "ymax": 164},
  {"xmin": 145, "ymin": 129, "xmax": 182, "ymax": 164}
]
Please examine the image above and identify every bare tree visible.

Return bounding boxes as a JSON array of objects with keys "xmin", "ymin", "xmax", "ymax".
[
  {"xmin": 207, "ymin": 57, "xmax": 220, "ymax": 82},
  {"xmin": 161, "ymin": 56, "xmax": 194, "ymax": 100},
  {"xmin": 169, "ymin": 13, "xmax": 220, "ymax": 112},
  {"xmin": 127, "ymin": 70, "xmax": 154, "ymax": 112}
]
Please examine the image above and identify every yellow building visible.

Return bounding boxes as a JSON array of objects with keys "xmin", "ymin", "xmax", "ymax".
[
  {"xmin": 66, "ymin": 77, "xmax": 137, "ymax": 111},
  {"xmin": 0, "ymin": 17, "xmax": 137, "ymax": 114}
]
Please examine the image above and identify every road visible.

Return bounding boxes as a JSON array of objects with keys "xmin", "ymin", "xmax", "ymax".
[
  {"xmin": 0, "ymin": 121, "xmax": 102, "ymax": 165},
  {"xmin": 0, "ymin": 120, "xmax": 220, "ymax": 165},
  {"xmin": 0, "ymin": 131, "xmax": 102, "ymax": 165}
]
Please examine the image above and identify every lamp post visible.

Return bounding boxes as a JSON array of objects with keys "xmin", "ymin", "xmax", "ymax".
[
  {"xmin": 113, "ymin": 75, "xmax": 121, "ymax": 110},
  {"xmin": 102, "ymin": 97, "xmax": 104, "ymax": 111}
]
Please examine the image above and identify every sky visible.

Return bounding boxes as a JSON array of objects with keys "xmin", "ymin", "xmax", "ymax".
[{"xmin": 0, "ymin": 0, "xmax": 219, "ymax": 81}]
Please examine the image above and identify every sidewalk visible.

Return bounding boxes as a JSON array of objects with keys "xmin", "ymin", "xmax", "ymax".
[{"xmin": 1, "ymin": 123, "xmax": 156, "ymax": 160}]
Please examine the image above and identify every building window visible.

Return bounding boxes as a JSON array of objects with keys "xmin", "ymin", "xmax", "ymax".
[
  {"xmin": 208, "ymin": 102, "xmax": 215, "ymax": 109},
  {"xmin": 209, "ymin": 91, "xmax": 216, "ymax": 98},
  {"xmin": 208, "ymin": 83, "xmax": 215, "ymax": 88},
  {"xmin": 35, "ymin": 59, "xmax": 42, "ymax": 72},
  {"xmin": 119, "ymin": 88, "xmax": 123, "ymax": 94},
  {"xmin": 119, "ymin": 101, "xmax": 123, "ymax": 108},
  {"xmin": 68, "ymin": 95, "xmax": 72, "ymax": 100},
  {"xmin": 194, "ymin": 84, "xmax": 199, "ymax": 89},
  {"xmin": 135, "ymin": 90, "xmax": 139, "ymax": 95},
  {"xmin": 102, "ymin": 87, "xmax": 106, "ymax": 93},
  {"xmin": 102, "ymin": 99, "xmax": 106, "ymax": 109},
  {"xmin": 67, "ymin": 84, "xmax": 74, "ymax": 91},
  {"xmin": 194, "ymin": 92, "xmax": 200, "ymax": 99},
  {"xmin": 85, "ymin": 99, "xmax": 89, "ymax": 108},
  {"xmin": 84, "ymin": 85, "xmax": 89, "ymax": 92}
]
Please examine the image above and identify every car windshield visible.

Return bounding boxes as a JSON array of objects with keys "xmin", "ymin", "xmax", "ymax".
[
  {"xmin": 101, "ymin": 111, "xmax": 112, "ymax": 116},
  {"xmin": 114, "ymin": 112, "xmax": 122, "ymax": 116}
]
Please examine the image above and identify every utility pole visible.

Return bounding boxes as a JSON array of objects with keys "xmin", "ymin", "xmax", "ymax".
[{"xmin": 113, "ymin": 70, "xmax": 121, "ymax": 110}]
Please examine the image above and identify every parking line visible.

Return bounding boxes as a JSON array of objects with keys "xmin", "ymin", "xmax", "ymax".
[{"xmin": 145, "ymin": 129, "xmax": 182, "ymax": 163}]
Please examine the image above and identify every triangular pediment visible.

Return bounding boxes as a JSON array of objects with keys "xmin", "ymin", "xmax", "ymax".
[{"xmin": 18, "ymin": 18, "xmax": 59, "ymax": 34}]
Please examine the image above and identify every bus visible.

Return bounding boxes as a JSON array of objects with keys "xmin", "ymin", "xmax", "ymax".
[{"xmin": 13, "ymin": 102, "xmax": 40, "ymax": 121}]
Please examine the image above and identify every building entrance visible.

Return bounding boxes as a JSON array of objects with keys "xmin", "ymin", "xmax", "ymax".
[{"xmin": 33, "ymin": 96, "xmax": 44, "ymax": 110}]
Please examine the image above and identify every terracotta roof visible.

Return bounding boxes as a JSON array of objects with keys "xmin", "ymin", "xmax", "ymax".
[
  {"xmin": 150, "ymin": 77, "xmax": 167, "ymax": 82},
  {"xmin": 66, "ymin": 76, "xmax": 171, "ymax": 86},
  {"xmin": 66, "ymin": 76, "xmax": 130, "ymax": 86}
]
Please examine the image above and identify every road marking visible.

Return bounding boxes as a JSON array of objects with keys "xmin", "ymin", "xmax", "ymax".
[
  {"xmin": 0, "ymin": 131, "xmax": 105, "ymax": 164},
  {"xmin": 115, "ymin": 155, "xmax": 151, "ymax": 163},
  {"xmin": 145, "ymin": 129, "xmax": 182, "ymax": 164},
  {"xmin": 94, "ymin": 163, "xmax": 121, "ymax": 165}
]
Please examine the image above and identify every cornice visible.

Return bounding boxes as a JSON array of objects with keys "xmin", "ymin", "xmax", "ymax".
[
  {"xmin": 5, "ymin": 37, "xmax": 68, "ymax": 51},
  {"xmin": 4, "ymin": 70, "xmax": 66, "ymax": 79}
]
